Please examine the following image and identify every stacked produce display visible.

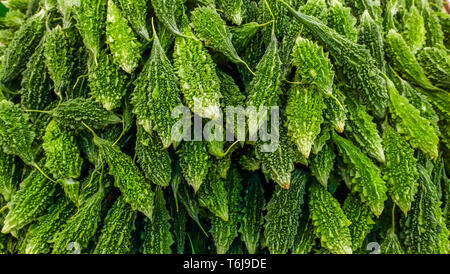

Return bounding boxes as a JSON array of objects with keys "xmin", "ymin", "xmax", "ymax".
[{"xmin": 0, "ymin": 0, "xmax": 449, "ymax": 254}]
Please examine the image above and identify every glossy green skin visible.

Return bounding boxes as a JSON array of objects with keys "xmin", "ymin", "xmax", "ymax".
[
  {"xmin": 281, "ymin": 3, "xmax": 388, "ymax": 118},
  {"xmin": 256, "ymin": 129, "xmax": 295, "ymax": 189},
  {"xmin": 309, "ymin": 182, "xmax": 352, "ymax": 254},
  {"xmin": 173, "ymin": 24, "xmax": 222, "ymax": 120},
  {"xmin": 343, "ymin": 193, "xmax": 374, "ymax": 251},
  {"xmin": 210, "ymin": 167, "xmax": 242, "ymax": 254},
  {"xmin": 106, "ymin": 0, "xmax": 141, "ymax": 74},
  {"xmin": 310, "ymin": 142, "xmax": 335, "ymax": 188},
  {"xmin": 142, "ymin": 188, "xmax": 174, "ymax": 254},
  {"xmin": 358, "ymin": 10, "xmax": 386, "ymax": 72},
  {"xmin": 132, "ymin": 32, "xmax": 182, "ymax": 148},
  {"xmin": 20, "ymin": 39, "xmax": 52, "ymax": 117},
  {"xmin": 217, "ymin": 0, "xmax": 244, "ymax": 25},
  {"xmin": 178, "ymin": 141, "xmax": 211, "ymax": 192},
  {"xmin": 43, "ymin": 120, "xmax": 83, "ymax": 180},
  {"xmin": 246, "ymin": 32, "xmax": 282, "ymax": 112},
  {"xmin": 190, "ymin": 6, "xmax": 244, "ymax": 64},
  {"xmin": 94, "ymin": 137, "xmax": 154, "ymax": 220},
  {"xmin": 88, "ymin": 51, "xmax": 128, "ymax": 111},
  {"xmin": 117, "ymin": 0, "xmax": 149, "ymax": 40},
  {"xmin": 292, "ymin": 37, "xmax": 334, "ymax": 96},
  {"xmin": 332, "ymin": 133, "xmax": 387, "ymax": 217},
  {"xmin": 404, "ymin": 161, "xmax": 444, "ymax": 254},
  {"xmin": 152, "ymin": 0, "xmax": 183, "ymax": 38},
  {"xmin": 292, "ymin": 212, "xmax": 316, "ymax": 254},
  {"xmin": 264, "ymin": 170, "xmax": 307, "ymax": 254},
  {"xmin": 198, "ymin": 168, "xmax": 229, "ymax": 221},
  {"xmin": 135, "ymin": 126, "xmax": 172, "ymax": 187},
  {"xmin": 74, "ymin": 0, "xmax": 106, "ymax": 62},
  {"xmin": 51, "ymin": 98, "xmax": 121, "ymax": 130},
  {"xmin": 0, "ymin": 10, "xmax": 45, "ymax": 83},
  {"xmin": 345, "ymin": 97, "xmax": 385, "ymax": 163},
  {"xmin": 23, "ymin": 197, "xmax": 75, "ymax": 254},
  {"xmin": 1, "ymin": 169, "xmax": 57, "ymax": 234},
  {"xmin": 285, "ymin": 84, "xmax": 324, "ymax": 159},
  {"xmin": 327, "ymin": 0, "xmax": 357, "ymax": 42},
  {"xmin": 381, "ymin": 228, "xmax": 404, "ymax": 254},
  {"xmin": 93, "ymin": 196, "xmax": 136, "ymax": 254},
  {"xmin": 0, "ymin": 100, "xmax": 35, "ymax": 164},
  {"xmin": 382, "ymin": 125, "xmax": 418, "ymax": 215},
  {"xmin": 239, "ymin": 174, "xmax": 265, "ymax": 254},
  {"xmin": 44, "ymin": 25, "xmax": 75, "ymax": 97},
  {"xmin": 0, "ymin": 149, "xmax": 17, "ymax": 202},
  {"xmin": 324, "ymin": 88, "xmax": 346, "ymax": 133},
  {"xmin": 417, "ymin": 47, "xmax": 450, "ymax": 90},
  {"xmin": 385, "ymin": 29, "xmax": 436, "ymax": 91},
  {"xmin": 386, "ymin": 78, "xmax": 439, "ymax": 160},
  {"xmin": 51, "ymin": 187, "xmax": 104, "ymax": 254}
]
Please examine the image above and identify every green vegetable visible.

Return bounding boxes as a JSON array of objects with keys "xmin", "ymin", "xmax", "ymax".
[
  {"xmin": 264, "ymin": 170, "xmax": 307, "ymax": 254},
  {"xmin": 0, "ymin": 100, "xmax": 35, "ymax": 164},
  {"xmin": 381, "ymin": 228, "xmax": 404, "ymax": 254},
  {"xmin": 23, "ymin": 197, "xmax": 75, "ymax": 254},
  {"xmin": 51, "ymin": 98, "xmax": 122, "ymax": 130},
  {"xmin": 106, "ymin": 0, "xmax": 141, "ymax": 74},
  {"xmin": 402, "ymin": 4, "xmax": 426, "ymax": 54},
  {"xmin": 142, "ymin": 188, "xmax": 174, "ymax": 254},
  {"xmin": 51, "ymin": 186, "xmax": 104, "ymax": 254},
  {"xmin": 382, "ymin": 124, "xmax": 418, "ymax": 215},
  {"xmin": 358, "ymin": 10, "xmax": 385, "ymax": 72},
  {"xmin": 2, "ymin": 168, "xmax": 57, "ymax": 234},
  {"xmin": 93, "ymin": 136, "xmax": 154, "ymax": 220},
  {"xmin": 117, "ymin": 0, "xmax": 150, "ymax": 40},
  {"xmin": 327, "ymin": 0, "xmax": 358, "ymax": 42},
  {"xmin": 0, "ymin": 9, "xmax": 45, "ymax": 83},
  {"xmin": 343, "ymin": 193, "xmax": 374, "ymax": 251},
  {"xmin": 210, "ymin": 167, "xmax": 242, "ymax": 254},
  {"xmin": 74, "ymin": 0, "xmax": 106, "ymax": 62},
  {"xmin": 332, "ymin": 133, "xmax": 387, "ymax": 217},
  {"xmin": 43, "ymin": 120, "xmax": 83, "ymax": 180},
  {"xmin": 309, "ymin": 182, "xmax": 352, "ymax": 254},
  {"xmin": 178, "ymin": 141, "xmax": 211, "ymax": 192},
  {"xmin": 239, "ymin": 174, "xmax": 265, "ymax": 254},
  {"xmin": 197, "ymin": 167, "xmax": 229, "ymax": 221},
  {"xmin": 44, "ymin": 25, "xmax": 75, "ymax": 97},
  {"xmin": 291, "ymin": 211, "xmax": 316, "ymax": 254},
  {"xmin": 152, "ymin": 0, "xmax": 184, "ymax": 38},
  {"xmin": 217, "ymin": 0, "xmax": 244, "ymax": 25},
  {"xmin": 0, "ymin": 150, "xmax": 17, "ymax": 202},
  {"xmin": 310, "ymin": 142, "xmax": 335, "ymax": 188},
  {"xmin": 173, "ymin": 22, "xmax": 222, "ymax": 120},
  {"xmin": 88, "ymin": 50, "xmax": 128, "ymax": 111},
  {"xmin": 417, "ymin": 47, "xmax": 450, "ymax": 90},
  {"xmin": 93, "ymin": 196, "xmax": 136, "ymax": 254},
  {"xmin": 131, "ymin": 27, "xmax": 182, "ymax": 148}
]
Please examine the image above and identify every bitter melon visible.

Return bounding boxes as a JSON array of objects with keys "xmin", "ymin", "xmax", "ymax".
[
  {"xmin": 106, "ymin": 0, "xmax": 141, "ymax": 74},
  {"xmin": 23, "ymin": 197, "xmax": 75, "ymax": 254},
  {"xmin": 88, "ymin": 50, "xmax": 129, "ymax": 111},
  {"xmin": 117, "ymin": 0, "xmax": 150, "ymax": 40},
  {"xmin": 0, "ymin": 9, "xmax": 45, "ymax": 83},
  {"xmin": 358, "ymin": 10, "xmax": 386, "ymax": 72},
  {"xmin": 210, "ymin": 167, "xmax": 242, "ymax": 254},
  {"xmin": 0, "ymin": 149, "xmax": 17, "ymax": 202},
  {"xmin": 177, "ymin": 141, "xmax": 211, "ymax": 193},
  {"xmin": 217, "ymin": 0, "xmax": 244, "ymax": 25},
  {"xmin": 310, "ymin": 142, "xmax": 335, "ymax": 188},
  {"xmin": 382, "ymin": 124, "xmax": 419, "ymax": 215},
  {"xmin": 264, "ymin": 170, "xmax": 307, "ymax": 254},
  {"xmin": 197, "ymin": 167, "xmax": 229, "ymax": 221},
  {"xmin": 93, "ymin": 196, "xmax": 136, "ymax": 254},
  {"xmin": 332, "ymin": 133, "xmax": 388, "ymax": 217},
  {"xmin": 417, "ymin": 47, "xmax": 450, "ymax": 90},
  {"xmin": 135, "ymin": 126, "xmax": 172, "ymax": 187},
  {"xmin": 309, "ymin": 182, "xmax": 352, "ymax": 254},
  {"xmin": 327, "ymin": 0, "xmax": 358, "ymax": 42},
  {"xmin": 0, "ymin": 100, "xmax": 35, "ymax": 164},
  {"xmin": 173, "ymin": 22, "xmax": 222, "ymax": 120},
  {"xmin": 131, "ymin": 28, "xmax": 182, "ymax": 148},
  {"xmin": 343, "ymin": 193, "xmax": 375, "ymax": 251},
  {"xmin": 93, "ymin": 136, "xmax": 155, "ymax": 220}
]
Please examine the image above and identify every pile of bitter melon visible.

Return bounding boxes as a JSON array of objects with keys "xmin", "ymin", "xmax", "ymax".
[{"xmin": 0, "ymin": 0, "xmax": 449, "ymax": 254}]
